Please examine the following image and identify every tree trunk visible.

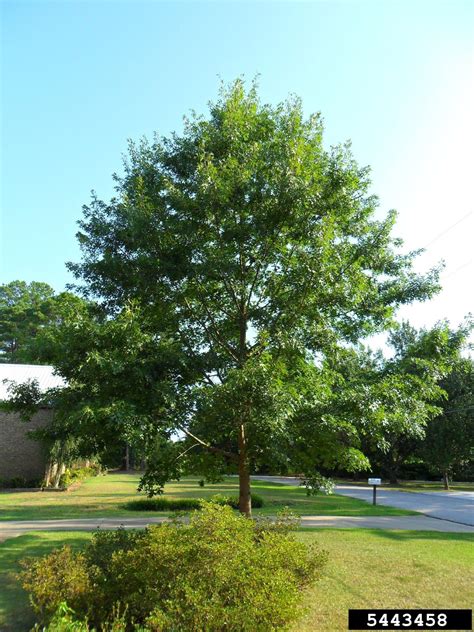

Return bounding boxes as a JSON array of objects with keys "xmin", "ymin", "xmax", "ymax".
[
  {"xmin": 238, "ymin": 423, "xmax": 252, "ymax": 517},
  {"xmin": 123, "ymin": 444, "xmax": 130, "ymax": 471},
  {"xmin": 44, "ymin": 462, "xmax": 56, "ymax": 488},
  {"xmin": 237, "ymin": 293, "xmax": 251, "ymax": 516},
  {"xmin": 53, "ymin": 463, "xmax": 66, "ymax": 488},
  {"xmin": 387, "ymin": 462, "xmax": 398, "ymax": 485},
  {"xmin": 443, "ymin": 470, "xmax": 450, "ymax": 491}
]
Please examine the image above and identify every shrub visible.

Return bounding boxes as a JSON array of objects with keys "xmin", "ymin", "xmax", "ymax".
[
  {"xmin": 20, "ymin": 503, "xmax": 327, "ymax": 631},
  {"xmin": 37, "ymin": 603, "xmax": 134, "ymax": 632},
  {"xmin": 0, "ymin": 476, "xmax": 42, "ymax": 489},
  {"xmin": 124, "ymin": 497, "xmax": 202, "ymax": 511},
  {"xmin": 84, "ymin": 527, "xmax": 145, "ymax": 572},
  {"xmin": 210, "ymin": 493, "xmax": 264, "ymax": 509},
  {"xmin": 124, "ymin": 493, "xmax": 264, "ymax": 512},
  {"xmin": 59, "ymin": 464, "xmax": 102, "ymax": 488},
  {"xmin": 20, "ymin": 547, "xmax": 92, "ymax": 622},
  {"xmin": 35, "ymin": 603, "xmax": 91, "ymax": 631}
]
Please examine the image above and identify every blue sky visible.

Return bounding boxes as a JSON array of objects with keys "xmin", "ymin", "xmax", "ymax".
[{"xmin": 1, "ymin": 0, "xmax": 473, "ymax": 334}]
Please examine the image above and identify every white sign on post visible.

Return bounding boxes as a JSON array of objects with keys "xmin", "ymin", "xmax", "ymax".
[{"xmin": 368, "ymin": 478, "xmax": 381, "ymax": 485}]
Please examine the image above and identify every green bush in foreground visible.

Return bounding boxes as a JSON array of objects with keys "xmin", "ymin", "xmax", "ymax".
[
  {"xmin": 21, "ymin": 503, "xmax": 326, "ymax": 631},
  {"xmin": 124, "ymin": 493, "xmax": 264, "ymax": 512}
]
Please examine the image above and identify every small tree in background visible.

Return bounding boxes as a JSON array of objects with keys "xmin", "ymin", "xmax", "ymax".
[
  {"xmin": 422, "ymin": 357, "xmax": 474, "ymax": 489},
  {"xmin": 358, "ymin": 321, "xmax": 472, "ymax": 484},
  {"xmin": 0, "ymin": 280, "xmax": 88, "ymax": 364},
  {"xmin": 0, "ymin": 281, "xmax": 55, "ymax": 363}
]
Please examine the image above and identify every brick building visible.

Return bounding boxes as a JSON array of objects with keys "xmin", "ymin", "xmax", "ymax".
[{"xmin": 0, "ymin": 364, "xmax": 64, "ymax": 481}]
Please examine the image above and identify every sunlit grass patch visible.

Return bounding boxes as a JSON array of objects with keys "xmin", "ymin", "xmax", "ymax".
[{"xmin": 0, "ymin": 473, "xmax": 417, "ymax": 521}]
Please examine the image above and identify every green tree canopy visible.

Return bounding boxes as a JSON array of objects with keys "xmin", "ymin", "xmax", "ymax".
[
  {"xmin": 422, "ymin": 357, "xmax": 474, "ymax": 488},
  {"xmin": 59, "ymin": 80, "xmax": 442, "ymax": 514},
  {"xmin": 0, "ymin": 281, "xmax": 55, "ymax": 362},
  {"xmin": 0, "ymin": 280, "xmax": 88, "ymax": 364},
  {"xmin": 358, "ymin": 321, "xmax": 472, "ymax": 483}
]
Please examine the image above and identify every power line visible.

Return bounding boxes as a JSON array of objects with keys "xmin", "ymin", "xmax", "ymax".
[
  {"xmin": 423, "ymin": 211, "xmax": 472, "ymax": 249},
  {"xmin": 444, "ymin": 260, "xmax": 473, "ymax": 280},
  {"xmin": 443, "ymin": 405, "xmax": 474, "ymax": 414}
]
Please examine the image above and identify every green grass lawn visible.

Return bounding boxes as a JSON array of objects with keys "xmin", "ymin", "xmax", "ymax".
[
  {"xmin": 0, "ymin": 473, "xmax": 417, "ymax": 521},
  {"xmin": 294, "ymin": 529, "xmax": 474, "ymax": 632},
  {"xmin": 1, "ymin": 529, "xmax": 472, "ymax": 632}
]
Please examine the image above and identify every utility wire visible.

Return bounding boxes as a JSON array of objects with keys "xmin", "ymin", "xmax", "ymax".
[
  {"xmin": 444, "ymin": 260, "xmax": 472, "ymax": 280},
  {"xmin": 423, "ymin": 211, "xmax": 472, "ymax": 249},
  {"xmin": 442, "ymin": 405, "xmax": 474, "ymax": 414}
]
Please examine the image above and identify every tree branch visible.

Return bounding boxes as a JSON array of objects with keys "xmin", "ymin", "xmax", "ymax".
[
  {"xmin": 184, "ymin": 297, "xmax": 239, "ymax": 362},
  {"xmin": 176, "ymin": 443, "xmax": 200, "ymax": 460},
  {"xmin": 177, "ymin": 425, "xmax": 238, "ymax": 461}
]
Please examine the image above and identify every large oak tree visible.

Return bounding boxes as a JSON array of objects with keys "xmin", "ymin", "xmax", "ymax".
[{"xmin": 68, "ymin": 80, "xmax": 441, "ymax": 515}]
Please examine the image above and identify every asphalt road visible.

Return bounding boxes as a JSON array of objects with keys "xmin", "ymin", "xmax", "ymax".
[{"xmin": 253, "ymin": 475, "xmax": 474, "ymax": 527}]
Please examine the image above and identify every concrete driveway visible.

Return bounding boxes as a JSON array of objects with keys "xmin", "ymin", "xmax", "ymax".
[
  {"xmin": 335, "ymin": 485, "xmax": 474, "ymax": 526},
  {"xmin": 252, "ymin": 476, "xmax": 474, "ymax": 527}
]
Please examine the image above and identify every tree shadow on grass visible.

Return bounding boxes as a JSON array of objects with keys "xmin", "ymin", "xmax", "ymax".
[{"xmin": 336, "ymin": 528, "xmax": 474, "ymax": 543}]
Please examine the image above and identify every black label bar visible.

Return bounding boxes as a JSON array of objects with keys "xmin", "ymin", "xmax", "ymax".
[{"xmin": 348, "ymin": 609, "xmax": 472, "ymax": 630}]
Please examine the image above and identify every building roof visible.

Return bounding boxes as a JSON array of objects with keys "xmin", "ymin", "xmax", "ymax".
[{"xmin": 0, "ymin": 364, "xmax": 65, "ymax": 400}]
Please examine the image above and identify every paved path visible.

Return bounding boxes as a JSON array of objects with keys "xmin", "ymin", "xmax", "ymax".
[
  {"xmin": 0, "ymin": 517, "xmax": 169, "ymax": 542},
  {"xmin": 253, "ymin": 476, "xmax": 474, "ymax": 528},
  {"xmin": 335, "ymin": 485, "xmax": 474, "ymax": 526},
  {"xmin": 1, "ymin": 512, "xmax": 473, "ymax": 543}
]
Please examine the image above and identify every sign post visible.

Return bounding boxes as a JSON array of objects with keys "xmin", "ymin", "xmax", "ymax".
[{"xmin": 368, "ymin": 478, "xmax": 381, "ymax": 505}]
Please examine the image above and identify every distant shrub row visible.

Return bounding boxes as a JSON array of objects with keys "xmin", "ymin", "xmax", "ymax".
[
  {"xmin": 124, "ymin": 493, "xmax": 264, "ymax": 512},
  {"xmin": 21, "ymin": 503, "xmax": 327, "ymax": 631},
  {"xmin": 0, "ymin": 476, "xmax": 42, "ymax": 489}
]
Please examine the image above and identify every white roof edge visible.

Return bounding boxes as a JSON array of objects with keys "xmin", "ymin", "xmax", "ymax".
[{"xmin": 0, "ymin": 364, "xmax": 66, "ymax": 400}]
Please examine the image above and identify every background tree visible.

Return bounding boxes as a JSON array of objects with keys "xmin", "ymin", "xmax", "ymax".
[
  {"xmin": 63, "ymin": 80, "xmax": 441, "ymax": 515},
  {"xmin": 0, "ymin": 280, "xmax": 86, "ymax": 364},
  {"xmin": 358, "ymin": 321, "xmax": 472, "ymax": 484},
  {"xmin": 421, "ymin": 357, "xmax": 474, "ymax": 489},
  {"xmin": 0, "ymin": 281, "xmax": 54, "ymax": 362},
  {"xmin": 1, "ymin": 299, "xmax": 191, "ymax": 473}
]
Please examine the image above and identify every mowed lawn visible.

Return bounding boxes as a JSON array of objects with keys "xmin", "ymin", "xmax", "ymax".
[
  {"xmin": 0, "ymin": 473, "xmax": 418, "ymax": 521},
  {"xmin": 294, "ymin": 529, "xmax": 474, "ymax": 632},
  {"xmin": 0, "ymin": 529, "xmax": 472, "ymax": 632}
]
